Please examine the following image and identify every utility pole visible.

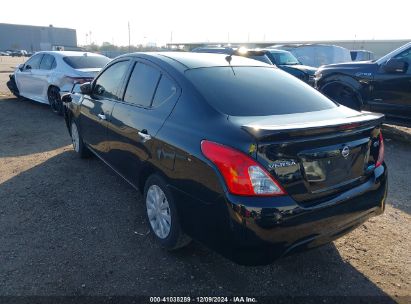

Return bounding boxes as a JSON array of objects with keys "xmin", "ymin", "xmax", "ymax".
[
  {"xmin": 170, "ymin": 31, "xmax": 173, "ymax": 44},
  {"xmin": 128, "ymin": 22, "xmax": 131, "ymax": 52}
]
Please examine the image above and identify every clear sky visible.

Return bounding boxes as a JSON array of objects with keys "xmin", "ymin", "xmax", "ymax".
[{"xmin": 0, "ymin": 0, "xmax": 410, "ymax": 46}]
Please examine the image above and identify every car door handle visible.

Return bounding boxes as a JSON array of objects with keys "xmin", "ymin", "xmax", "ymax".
[
  {"xmin": 138, "ymin": 130, "xmax": 151, "ymax": 141},
  {"xmin": 97, "ymin": 113, "xmax": 106, "ymax": 120}
]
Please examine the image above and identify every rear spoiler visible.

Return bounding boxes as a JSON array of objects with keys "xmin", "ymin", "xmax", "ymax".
[{"xmin": 242, "ymin": 112, "xmax": 385, "ymax": 140}]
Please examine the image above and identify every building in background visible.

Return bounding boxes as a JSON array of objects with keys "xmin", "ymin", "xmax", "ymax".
[{"xmin": 0, "ymin": 23, "xmax": 77, "ymax": 52}]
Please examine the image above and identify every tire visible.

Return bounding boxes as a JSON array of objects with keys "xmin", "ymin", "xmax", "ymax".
[
  {"xmin": 144, "ymin": 174, "xmax": 191, "ymax": 250},
  {"xmin": 70, "ymin": 120, "xmax": 90, "ymax": 158},
  {"xmin": 322, "ymin": 84, "xmax": 362, "ymax": 111},
  {"xmin": 48, "ymin": 86, "xmax": 63, "ymax": 115},
  {"xmin": 6, "ymin": 75, "xmax": 20, "ymax": 98}
]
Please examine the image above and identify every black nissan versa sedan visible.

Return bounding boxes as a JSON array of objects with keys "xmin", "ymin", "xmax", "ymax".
[{"xmin": 62, "ymin": 52, "xmax": 387, "ymax": 265}]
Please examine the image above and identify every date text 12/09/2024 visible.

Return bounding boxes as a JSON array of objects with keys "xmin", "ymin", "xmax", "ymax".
[{"xmin": 149, "ymin": 297, "xmax": 257, "ymax": 303}]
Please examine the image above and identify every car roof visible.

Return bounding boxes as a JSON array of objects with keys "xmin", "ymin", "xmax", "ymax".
[
  {"xmin": 34, "ymin": 51, "xmax": 107, "ymax": 58},
  {"xmin": 122, "ymin": 52, "xmax": 270, "ymax": 70}
]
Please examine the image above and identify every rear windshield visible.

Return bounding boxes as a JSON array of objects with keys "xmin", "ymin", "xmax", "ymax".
[
  {"xmin": 186, "ymin": 67, "xmax": 336, "ymax": 116},
  {"xmin": 63, "ymin": 56, "xmax": 110, "ymax": 69}
]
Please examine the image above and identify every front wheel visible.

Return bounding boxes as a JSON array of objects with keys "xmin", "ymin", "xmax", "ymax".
[
  {"xmin": 321, "ymin": 84, "xmax": 362, "ymax": 111},
  {"xmin": 144, "ymin": 174, "xmax": 191, "ymax": 250},
  {"xmin": 6, "ymin": 75, "xmax": 20, "ymax": 98},
  {"xmin": 48, "ymin": 86, "xmax": 63, "ymax": 115},
  {"xmin": 70, "ymin": 120, "xmax": 90, "ymax": 158}
]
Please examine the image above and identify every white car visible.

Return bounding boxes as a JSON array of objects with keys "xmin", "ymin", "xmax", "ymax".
[{"xmin": 8, "ymin": 51, "xmax": 110, "ymax": 114}]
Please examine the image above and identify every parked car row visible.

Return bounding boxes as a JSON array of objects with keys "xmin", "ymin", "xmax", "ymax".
[
  {"xmin": 5, "ymin": 47, "xmax": 398, "ymax": 265},
  {"xmin": 0, "ymin": 50, "xmax": 33, "ymax": 57}
]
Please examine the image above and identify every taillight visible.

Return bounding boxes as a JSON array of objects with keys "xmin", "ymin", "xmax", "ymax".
[
  {"xmin": 201, "ymin": 140, "xmax": 286, "ymax": 196},
  {"xmin": 375, "ymin": 132, "xmax": 384, "ymax": 168}
]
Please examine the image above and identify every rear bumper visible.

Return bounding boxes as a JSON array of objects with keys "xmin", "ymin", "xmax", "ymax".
[
  {"xmin": 172, "ymin": 164, "xmax": 387, "ymax": 265},
  {"xmin": 223, "ymin": 164, "xmax": 387, "ymax": 265}
]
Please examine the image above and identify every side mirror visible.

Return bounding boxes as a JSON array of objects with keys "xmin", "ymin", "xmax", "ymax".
[
  {"xmin": 383, "ymin": 58, "xmax": 408, "ymax": 73},
  {"xmin": 61, "ymin": 93, "xmax": 72, "ymax": 103},
  {"xmin": 18, "ymin": 64, "xmax": 24, "ymax": 71},
  {"xmin": 80, "ymin": 82, "xmax": 92, "ymax": 95}
]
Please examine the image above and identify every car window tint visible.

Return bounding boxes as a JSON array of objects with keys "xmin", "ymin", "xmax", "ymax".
[
  {"xmin": 63, "ymin": 55, "xmax": 110, "ymax": 69},
  {"xmin": 124, "ymin": 62, "xmax": 161, "ymax": 107},
  {"xmin": 246, "ymin": 55, "xmax": 272, "ymax": 65},
  {"xmin": 186, "ymin": 66, "xmax": 336, "ymax": 116},
  {"xmin": 51, "ymin": 58, "xmax": 57, "ymax": 69},
  {"xmin": 25, "ymin": 54, "xmax": 43, "ymax": 69},
  {"xmin": 394, "ymin": 48, "xmax": 411, "ymax": 61},
  {"xmin": 93, "ymin": 61, "xmax": 129, "ymax": 100},
  {"xmin": 40, "ymin": 54, "xmax": 55, "ymax": 70},
  {"xmin": 152, "ymin": 75, "xmax": 177, "ymax": 107}
]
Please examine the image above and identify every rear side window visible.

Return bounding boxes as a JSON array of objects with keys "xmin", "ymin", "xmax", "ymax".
[
  {"xmin": 63, "ymin": 55, "xmax": 110, "ymax": 69},
  {"xmin": 124, "ymin": 63, "xmax": 161, "ymax": 107},
  {"xmin": 40, "ymin": 54, "xmax": 55, "ymax": 70},
  {"xmin": 93, "ymin": 60, "xmax": 129, "ymax": 100},
  {"xmin": 152, "ymin": 75, "xmax": 177, "ymax": 107},
  {"xmin": 25, "ymin": 54, "xmax": 43, "ymax": 69},
  {"xmin": 186, "ymin": 67, "xmax": 336, "ymax": 116}
]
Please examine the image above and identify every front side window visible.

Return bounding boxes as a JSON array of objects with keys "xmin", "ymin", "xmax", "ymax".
[
  {"xmin": 124, "ymin": 62, "xmax": 161, "ymax": 107},
  {"xmin": 39, "ymin": 54, "xmax": 56, "ymax": 70},
  {"xmin": 270, "ymin": 51, "xmax": 300, "ymax": 65},
  {"xmin": 93, "ymin": 61, "xmax": 129, "ymax": 100},
  {"xmin": 394, "ymin": 48, "xmax": 411, "ymax": 62},
  {"xmin": 25, "ymin": 54, "xmax": 43, "ymax": 70}
]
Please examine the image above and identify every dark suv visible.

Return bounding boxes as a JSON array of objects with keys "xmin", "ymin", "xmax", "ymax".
[
  {"xmin": 263, "ymin": 49, "xmax": 317, "ymax": 86},
  {"xmin": 316, "ymin": 42, "xmax": 411, "ymax": 126}
]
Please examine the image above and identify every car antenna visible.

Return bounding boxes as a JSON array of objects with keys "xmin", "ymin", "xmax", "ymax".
[{"xmin": 225, "ymin": 49, "xmax": 236, "ymax": 76}]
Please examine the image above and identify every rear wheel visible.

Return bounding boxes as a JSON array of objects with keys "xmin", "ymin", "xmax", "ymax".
[
  {"xmin": 322, "ymin": 83, "xmax": 362, "ymax": 111},
  {"xmin": 48, "ymin": 86, "xmax": 63, "ymax": 115},
  {"xmin": 70, "ymin": 120, "xmax": 90, "ymax": 158},
  {"xmin": 144, "ymin": 174, "xmax": 191, "ymax": 250}
]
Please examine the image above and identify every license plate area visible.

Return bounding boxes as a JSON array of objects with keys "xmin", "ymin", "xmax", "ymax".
[{"xmin": 298, "ymin": 138, "xmax": 370, "ymax": 194}]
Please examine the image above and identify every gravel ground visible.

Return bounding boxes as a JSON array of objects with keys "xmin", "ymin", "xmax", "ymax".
[{"xmin": 0, "ymin": 57, "xmax": 410, "ymax": 303}]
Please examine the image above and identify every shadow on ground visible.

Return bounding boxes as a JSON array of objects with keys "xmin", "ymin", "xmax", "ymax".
[
  {"xmin": 0, "ymin": 97, "xmax": 69, "ymax": 157},
  {"xmin": 0, "ymin": 150, "xmax": 395, "ymax": 301}
]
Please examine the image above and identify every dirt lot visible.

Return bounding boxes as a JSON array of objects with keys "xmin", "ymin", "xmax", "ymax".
[{"xmin": 0, "ymin": 57, "xmax": 410, "ymax": 303}]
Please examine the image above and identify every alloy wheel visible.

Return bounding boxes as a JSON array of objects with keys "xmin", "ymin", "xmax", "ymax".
[
  {"xmin": 71, "ymin": 122, "xmax": 80, "ymax": 153},
  {"xmin": 48, "ymin": 87, "xmax": 62, "ymax": 114},
  {"xmin": 146, "ymin": 185, "xmax": 172, "ymax": 239}
]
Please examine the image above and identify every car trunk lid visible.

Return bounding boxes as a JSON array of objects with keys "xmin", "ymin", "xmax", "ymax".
[
  {"xmin": 231, "ymin": 107, "xmax": 384, "ymax": 206},
  {"xmin": 74, "ymin": 68, "xmax": 101, "ymax": 77}
]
